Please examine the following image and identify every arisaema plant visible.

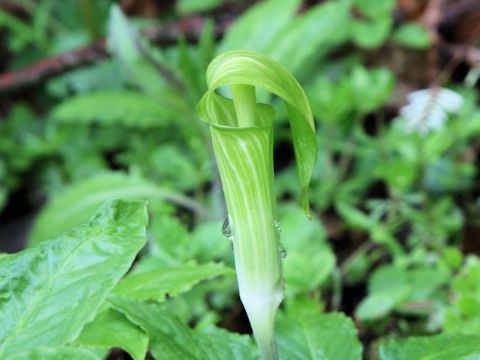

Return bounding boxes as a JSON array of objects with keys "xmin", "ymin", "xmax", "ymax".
[{"xmin": 197, "ymin": 50, "xmax": 317, "ymax": 359}]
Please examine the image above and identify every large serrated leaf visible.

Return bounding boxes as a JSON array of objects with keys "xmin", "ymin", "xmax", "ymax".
[
  {"xmin": 112, "ymin": 262, "xmax": 234, "ymax": 302},
  {"xmin": 29, "ymin": 171, "xmax": 201, "ymax": 245},
  {"xmin": 379, "ymin": 334, "xmax": 480, "ymax": 360},
  {"xmin": 109, "ymin": 297, "xmax": 258, "ymax": 360},
  {"xmin": 74, "ymin": 307, "xmax": 148, "ymax": 360},
  {"xmin": 51, "ymin": 90, "xmax": 174, "ymax": 128},
  {"xmin": 0, "ymin": 200, "xmax": 148, "ymax": 359},
  {"xmin": 276, "ymin": 310, "xmax": 362, "ymax": 360}
]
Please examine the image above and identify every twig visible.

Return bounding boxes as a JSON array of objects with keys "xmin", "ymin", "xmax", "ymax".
[
  {"xmin": 437, "ymin": 16, "xmax": 480, "ymax": 85},
  {"xmin": 0, "ymin": 16, "xmax": 228, "ymax": 92},
  {"xmin": 0, "ymin": 39, "xmax": 107, "ymax": 92},
  {"xmin": 422, "ymin": 0, "xmax": 445, "ymax": 83}
]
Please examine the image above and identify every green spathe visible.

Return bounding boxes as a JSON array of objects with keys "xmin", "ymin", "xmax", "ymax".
[
  {"xmin": 198, "ymin": 50, "xmax": 316, "ymax": 359},
  {"xmin": 211, "ymin": 124, "xmax": 281, "ymax": 359},
  {"xmin": 198, "ymin": 50, "xmax": 316, "ymax": 215}
]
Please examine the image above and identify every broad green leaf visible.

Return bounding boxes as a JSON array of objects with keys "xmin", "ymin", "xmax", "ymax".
[
  {"xmin": 309, "ymin": 74, "xmax": 356, "ymax": 124},
  {"xmin": 51, "ymin": 91, "xmax": 174, "ymax": 128},
  {"xmin": 119, "ymin": 142, "xmax": 210, "ymax": 192},
  {"xmin": 11, "ymin": 347, "xmax": 103, "ymax": 360},
  {"xmin": 265, "ymin": 1, "xmax": 351, "ymax": 74},
  {"xmin": 356, "ymin": 290, "xmax": 408, "ymax": 321},
  {"xmin": 444, "ymin": 256, "xmax": 480, "ymax": 334},
  {"xmin": 354, "ymin": 0, "xmax": 395, "ymax": 18},
  {"xmin": 177, "ymin": 37, "xmax": 204, "ymax": 101},
  {"xmin": 352, "ymin": 17, "xmax": 392, "ymax": 49},
  {"xmin": 193, "ymin": 327, "xmax": 258, "ymax": 360},
  {"xmin": 115, "ymin": 298, "xmax": 205, "ymax": 359},
  {"xmin": 350, "ymin": 66, "xmax": 395, "ymax": 114},
  {"xmin": 113, "ymin": 262, "xmax": 234, "ymax": 301},
  {"xmin": 220, "ymin": 0, "xmax": 301, "ymax": 54},
  {"xmin": 47, "ymin": 61, "xmax": 124, "ymax": 97},
  {"xmin": 393, "ymin": 23, "xmax": 431, "ymax": 49},
  {"xmin": 356, "ymin": 264, "xmax": 450, "ymax": 321},
  {"xmin": 176, "ymin": 0, "xmax": 221, "ymax": 14},
  {"xmin": 198, "ymin": 19, "xmax": 216, "ymax": 71},
  {"xmin": 29, "ymin": 171, "xmax": 202, "ymax": 245},
  {"xmin": 75, "ymin": 307, "xmax": 148, "ymax": 360},
  {"xmin": 278, "ymin": 204, "xmax": 335, "ymax": 296},
  {"xmin": 107, "ymin": 5, "xmax": 183, "ymax": 110},
  {"xmin": 379, "ymin": 334, "xmax": 480, "ymax": 360},
  {"xmin": 0, "ymin": 200, "xmax": 148, "ymax": 359},
  {"xmin": 197, "ymin": 50, "xmax": 316, "ymax": 215},
  {"xmin": 336, "ymin": 201, "xmax": 374, "ymax": 229},
  {"xmin": 192, "ymin": 220, "xmax": 233, "ymax": 263},
  {"xmin": 277, "ymin": 310, "xmax": 363, "ymax": 359},
  {"xmin": 109, "ymin": 297, "xmax": 257, "ymax": 360}
]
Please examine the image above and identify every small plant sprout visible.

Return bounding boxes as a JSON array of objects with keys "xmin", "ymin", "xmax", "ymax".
[{"xmin": 198, "ymin": 50, "xmax": 317, "ymax": 359}]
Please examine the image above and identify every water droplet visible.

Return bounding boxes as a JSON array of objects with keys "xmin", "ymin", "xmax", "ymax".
[
  {"xmin": 274, "ymin": 220, "xmax": 281, "ymax": 234},
  {"xmin": 274, "ymin": 220, "xmax": 286, "ymax": 259},
  {"xmin": 222, "ymin": 217, "xmax": 233, "ymax": 241}
]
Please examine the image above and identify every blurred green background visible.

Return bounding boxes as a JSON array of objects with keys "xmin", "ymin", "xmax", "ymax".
[{"xmin": 1, "ymin": 0, "xmax": 480, "ymax": 357}]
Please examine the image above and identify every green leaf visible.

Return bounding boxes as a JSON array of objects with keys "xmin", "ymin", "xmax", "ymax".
[
  {"xmin": 51, "ymin": 90, "xmax": 174, "ymax": 128},
  {"xmin": 219, "ymin": 0, "xmax": 301, "ymax": 54},
  {"xmin": 112, "ymin": 262, "xmax": 234, "ymax": 302},
  {"xmin": 11, "ymin": 347, "xmax": 103, "ymax": 360},
  {"xmin": 356, "ymin": 264, "xmax": 450, "ymax": 321},
  {"xmin": 393, "ymin": 23, "xmax": 431, "ymax": 49},
  {"xmin": 198, "ymin": 19, "xmax": 216, "ymax": 71},
  {"xmin": 197, "ymin": 50, "xmax": 317, "ymax": 215},
  {"xmin": 0, "ymin": 10, "xmax": 38, "ymax": 52},
  {"xmin": 350, "ymin": 66, "xmax": 395, "ymax": 114},
  {"xmin": 356, "ymin": 291, "xmax": 408, "ymax": 321},
  {"xmin": 352, "ymin": 17, "xmax": 392, "ymax": 49},
  {"xmin": 354, "ymin": 0, "xmax": 395, "ymax": 18},
  {"xmin": 177, "ymin": 37, "xmax": 204, "ymax": 101},
  {"xmin": 266, "ymin": 1, "xmax": 351, "ymax": 74},
  {"xmin": 277, "ymin": 310, "xmax": 363, "ymax": 359},
  {"xmin": 109, "ymin": 297, "xmax": 257, "ymax": 360},
  {"xmin": 0, "ymin": 200, "xmax": 148, "ymax": 359},
  {"xmin": 47, "ymin": 61, "xmax": 124, "ymax": 97},
  {"xmin": 379, "ymin": 334, "xmax": 480, "ymax": 360},
  {"xmin": 176, "ymin": 0, "xmax": 221, "ymax": 14},
  {"xmin": 193, "ymin": 327, "xmax": 258, "ymax": 360},
  {"xmin": 336, "ymin": 201, "xmax": 374, "ymax": 229},
  {"xmin": 29, "ymin": 171, "xmax": 201, "ymax": 245},
  {"xmin": 107, "ymin": 5, "xmax": 183, "ymax": 110},
  {"xmin": 75, "ymin": 307, "xmax": 148, "ymax": 360},
  {"xmin": 444, "ymin": 256, "xmax": 480, "ymax": 334},
  {"xmin": 278, "ymin": 204, "xmax": 334, "ymax": 296},
  {"xmin": 192, "ymin": 220, "xmax": 232, "ymax": 263}
]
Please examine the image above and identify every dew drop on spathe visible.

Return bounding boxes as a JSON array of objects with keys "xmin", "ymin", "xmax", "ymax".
[
  {"xmin": 274, "ymin": 220, "xmax": 281, "ymax": 235},
  {"xmin": 222, "ymin": 217, "xmax": 233, "ymax": 241},
  {"xmin": 274, "ymin": 220, "xmax": 287, "ymax": 259}
]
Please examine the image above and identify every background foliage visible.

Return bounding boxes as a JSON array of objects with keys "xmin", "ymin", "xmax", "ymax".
[{"xmin": 1, "ymin": 0, "xmax": 480, "ymax": 359}]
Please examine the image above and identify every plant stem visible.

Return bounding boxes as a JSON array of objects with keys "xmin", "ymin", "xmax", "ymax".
[{"xmin": 231, "ymin": 84, "xmax": 256, "ymax": 127}]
